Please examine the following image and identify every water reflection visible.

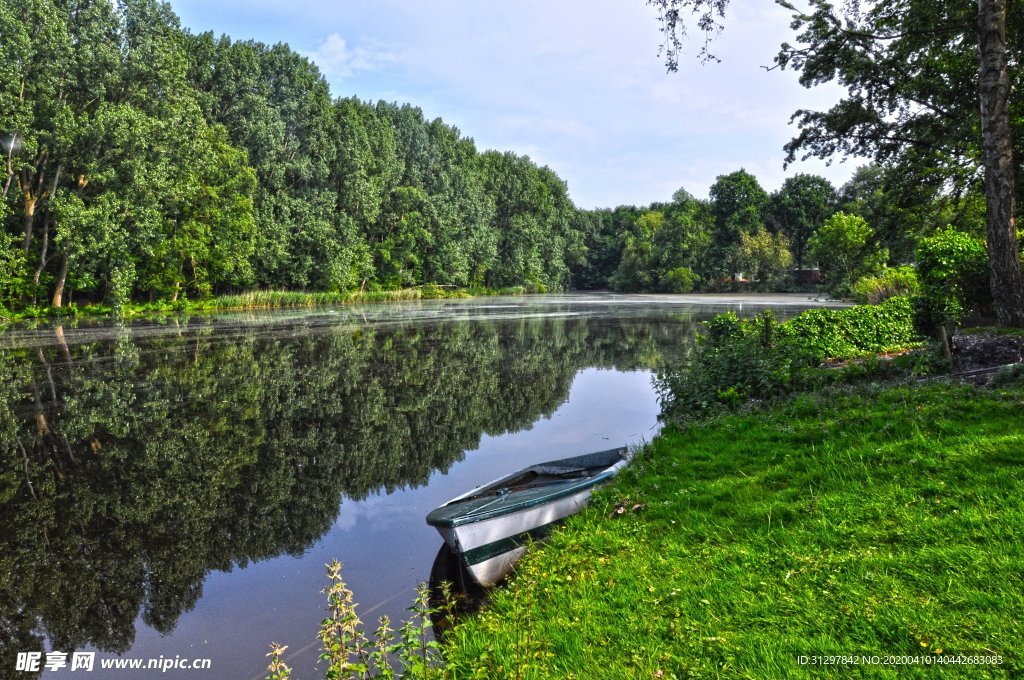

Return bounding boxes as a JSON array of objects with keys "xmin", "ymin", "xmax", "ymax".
[{"xmin": 0, "ymin": 299, "xmax": 708, "ymax": 669}]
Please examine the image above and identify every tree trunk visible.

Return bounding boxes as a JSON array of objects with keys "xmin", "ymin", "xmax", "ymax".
[
  {"xmin": 21, "ymin": 196, "xmax": 36, "ymax": 254},
  {"xmin": 978, "ymin": 0, "xmax": 1024, "ymax": 326},
  {"xmin": 33, "ymin": 214, "xmax": 49, "ymax": 305},
  {"xmin": 2, "ymin": 133, "xmax": 15, "ymax": 200},
  {"xmin": 51, "ymin": 254, "xmax": 69, "ymax": 308}
]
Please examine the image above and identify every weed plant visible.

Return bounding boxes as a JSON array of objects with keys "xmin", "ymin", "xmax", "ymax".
[{"xmin": 265, "ymin": 560, "xmax": 454, "ymax": 680}]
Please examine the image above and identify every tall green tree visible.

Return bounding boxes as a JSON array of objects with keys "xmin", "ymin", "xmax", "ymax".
[
  {"xmin": 766, "ymin": 173, "xmax": 836, "ymax": 269},
  {"xmin": 708, "ymin": 169, "xmax": 769, "ymax": 279},
  {"xmin": 808, "ymin": 211, "xmax": 887, "ymax": 296},
  {"xmin": 648, "ymin": 0, "xmax": 1024, "ymax": 325},
  {"xmin": 774, "ymin": 0, "xmax": 1024, "ymax": 324}
]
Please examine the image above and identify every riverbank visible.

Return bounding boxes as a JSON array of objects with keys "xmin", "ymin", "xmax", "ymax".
[
  {"xmin": 0, "ymin": 285, "xmax": 528, "ymax": 322},
  {"xmin": 443, "ymin": 377, "xmax": 1024, "ymax": 678}
]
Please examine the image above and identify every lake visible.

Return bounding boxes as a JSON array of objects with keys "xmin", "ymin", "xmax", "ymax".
[{"xmin": 0, "ymin": 293, "xmax": 832, "ymax": 678}]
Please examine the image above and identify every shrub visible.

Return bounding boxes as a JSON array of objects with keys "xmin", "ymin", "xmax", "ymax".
[
  {"xmin": 914, "ymin": 228, "xmax": 991, "ymax": 328},
  {"xmin": 850, "ymin": 266, "xmax": 920, "ymax": 304},
  {"xmin": 660, "ymin": 266, "xmax": 697, "ymax": 293},
  {"xmin": 808, "ymin": 212, "xmax": 888, "ymax": 297},
  {"xmin": 781, "ymin": 296, "xmax": 916, "ymax": 361},
  {"xmin": 656, "ymin": 310, "xmax": 805, "ymax": 421},
  {"xmin": 657, "ymin": 297, "xmax": 918, "ymax": 422}
]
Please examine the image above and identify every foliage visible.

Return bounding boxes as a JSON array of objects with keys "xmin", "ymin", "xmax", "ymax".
[
  {"xmin": 807, "ymin": 212, "xmax": 887, "ymax": 297},
  {"xmin": 914, "ymin": 228, "xmax": 992, "ymax": 327},
  {"xmin": 850, "ymin": 265, "xmax": 919, "ymax": 304},
  {"xmin": 657, "ymin": 297, "xmax": 917, "ymax": 421},
  {"xmin": 605, "ymin": 193, "xmax": 713, "ymax": 293},
  {"xmin": 656, "ymin": 310, "xmax": 807, "ymax": 421},
  {"xmin": 0, "ymin": 1, "xmax": 584, "ymax": 312},
  {"xmin": 766, "ymin": 173, "xmax": 837, "ymax": 269},
  {"xmin": 779, "ymin": 296, "xmax": 916, "ymax": 360},
  {"xmin": 265, "ymin": 561, "xmax": 452, "ymax": 680},
  {"xmin": 737, "ymin": 225, "xmax": 792, "ymax": 290},
  {"xmin": 659, "ymin": 266, "xmax": 697, "ymax": 293},
  {"xmin": 707, "ymin": 169, "xmax": 769, "ymax": 280},
  {"xmin": 773, "ymin": 0, "xmax": 1024, "ymax": 325},
  {"xmin": 446, "ymin": 381, "xmax": 1024, "ymax": 677}
]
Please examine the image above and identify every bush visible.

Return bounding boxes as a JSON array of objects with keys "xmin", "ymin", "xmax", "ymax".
[
  {"xmin": 808, "ymin": 212, "xmax": 888, "ymax": 297},
  {"xmin": 656, "ymin": 310, "xmax": 805, "ymax": 421},
  {"xmin": 781, "ymin": 296, "xmax": 916, "ymax": 361},
  {"xmin": 914, "ymin": 229, "xmax": 991, "ymax": 328},
  {"xmin": 657, "ymin": 297, "xmax": 918, "ymax": 422},
  {"xmin": 850, "ymin": 266, "xmax": 920, "ymax": 304},
  {"xmin": 660, "ymin": 266, "xmax": 697, "ymax": 293}
]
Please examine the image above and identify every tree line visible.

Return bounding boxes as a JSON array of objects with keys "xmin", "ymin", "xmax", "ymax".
[
  {"xmin": 0, "ymin": 0, "xmax": 583, "ymax": 312},
  {"xmin": 575, "ymin": 164, "xmax": 985, "ymax": 298},
  {"xmin": 3, "ymin": 0, "xmax": 1019, "ymax": 319},
  {"xmin": 647, "ymin": 0, "xmax": 1024, "ymax": 325}
]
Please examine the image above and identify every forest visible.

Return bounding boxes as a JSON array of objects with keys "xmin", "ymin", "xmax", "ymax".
[
  {"xmin": 0, "ymin": 0, "xmax": 1009, "ymax": 316},
  {"xmin": 1, "ymin": 0, "xmax": 584, "ymax": 311}
]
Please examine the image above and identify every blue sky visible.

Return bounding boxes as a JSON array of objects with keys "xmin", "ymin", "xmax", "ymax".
[{"xmin": 168, "ymin": 0, "xmax": 861, "ymax": 209}]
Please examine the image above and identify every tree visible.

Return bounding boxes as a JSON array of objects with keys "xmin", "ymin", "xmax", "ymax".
[
  {"xmin": 807, "ymin": 212, "xmax": 886, "ymax": 296},
  {"xmin": 648, "ymin": 0, "xmax": 1024, "ymax": 326},
  {"xmin": 774, "ymin": 0, "xmax": 1024, "ymax": 324},
  {"xmin": 738, "ymin": 225, "xmax": 792, "ymax": 290},
  {"xmin": 708, "ymin": 169, "xmax": 769, "ymax": 279},
  {"xmin": 766, "ymin": 173, "xmax": 835, "ymax": 269}
]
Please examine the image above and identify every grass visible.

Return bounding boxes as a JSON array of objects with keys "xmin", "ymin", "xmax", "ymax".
[
  {"xmin": 444, "ymin": 380, "xmax": 1024, "ymax": 678},
  {"xmin": 959, "ymin": 326, "xmax": 1024, "ymax": 337}
]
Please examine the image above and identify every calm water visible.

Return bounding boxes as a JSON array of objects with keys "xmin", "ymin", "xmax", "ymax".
[{"xmin": 0, "ymin": 293, "xmax": 829, "ymax": 678}]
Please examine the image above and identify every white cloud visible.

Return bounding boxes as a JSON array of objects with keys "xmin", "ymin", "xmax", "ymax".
[
  {"xmin": 304, "ymin": 33, "xmax": 400, "ymax": 81},
  {"xmin": 172, "ymin": 0, "xmax": 864, "ymax": 208}
]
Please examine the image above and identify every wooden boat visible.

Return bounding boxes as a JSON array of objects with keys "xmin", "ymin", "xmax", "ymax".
[{"xmin": 425, "ymin": 446, "xmax": 628, "ymax": 586}]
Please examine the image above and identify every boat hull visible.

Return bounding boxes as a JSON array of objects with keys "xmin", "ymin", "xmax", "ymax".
[
  {"xmin": 434, "ymin": 485, "xmax": 596, "ymax": 585},
  {"xmin": 427, "ymin": 447, "xmax": 628, "ymax": 586}
]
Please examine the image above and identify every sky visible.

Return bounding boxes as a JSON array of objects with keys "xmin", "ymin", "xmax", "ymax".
[{"xmin": 168, "ymin": 0, "xmax": 864, "ymax": 210}]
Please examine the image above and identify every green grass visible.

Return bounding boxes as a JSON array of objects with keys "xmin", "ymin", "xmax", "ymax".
[
  {"xmin": 959, "ymin": 326, "xmax": 1024, "ymax": 337},
  {"xmin": 444, "ymin": 382, "xmax": 1024, "ymax": 678}
]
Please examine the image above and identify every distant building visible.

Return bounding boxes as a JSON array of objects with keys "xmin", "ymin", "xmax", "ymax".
[{"xmin": 793, "ymin": 268, "xmax": 822, "ymax": 284}]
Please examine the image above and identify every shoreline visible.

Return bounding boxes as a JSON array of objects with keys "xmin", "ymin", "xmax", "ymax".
[{"xmin": 441, "ymin": 376, "xmax": 1024, "ymax": 677}]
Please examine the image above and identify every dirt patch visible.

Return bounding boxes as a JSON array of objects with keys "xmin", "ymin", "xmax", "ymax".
[{"xmin": 952, "ymin": 332, "xmax": 1024, "ymax": 372}]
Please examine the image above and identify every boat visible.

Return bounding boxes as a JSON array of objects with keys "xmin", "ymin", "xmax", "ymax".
[{"xmin": 425, "ymin": 446, "xmax": 629, "ymax": 586}]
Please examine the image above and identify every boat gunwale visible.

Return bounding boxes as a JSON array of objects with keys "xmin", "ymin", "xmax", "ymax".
[{"xmin": 426, "ymin": 447, "xmax": 628, "ymax": 528}]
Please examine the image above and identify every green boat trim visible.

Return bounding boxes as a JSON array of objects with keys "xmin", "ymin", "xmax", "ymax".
[
  {"xmin": 462, "ymin": 522, "xmax": 557, "ymax": 566},
  {"xmin": 426, "ymin": 468, "xmax": 619, "ymax": 529}
]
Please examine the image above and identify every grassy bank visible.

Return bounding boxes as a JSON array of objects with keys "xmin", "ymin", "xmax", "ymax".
[
  {"xmin": 0, "ymin": 285, "xmax": 528, "ymax": 323},
  {"xmin": 444, "ymin": 379, "xmax": 1024, "ymax": 678}
]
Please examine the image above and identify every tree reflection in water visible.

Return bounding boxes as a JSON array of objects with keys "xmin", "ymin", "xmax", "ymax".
[{"xmin": 0, "ymin": 304, "xmax": 701, "ymax": 664}]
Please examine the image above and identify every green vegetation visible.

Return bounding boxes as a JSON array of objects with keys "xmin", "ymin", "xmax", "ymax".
[
  {"xmin": 445, "ymin": 380, "xmax": 1024, "ymax": 677},
  {"xmin": 808, "ymin": 213, "xmax": 887, "ymax": 298},
  {"xmin": 2, "ymin": 1, "xmax": 1013, "ymax": 314},
  {"xmin": 657, "ymin": 297, "xmax": 917, "ymax": 422},
  {"xmin": 266, "ymin": 560, "xmax": 453, "ymax": 679},
  {"xmin": 0, "ymin": 0, "xmax": 581, "ymax": 314},
  {"xmin": 648, "ymin": 0, "xmax": 1024, "ymax": 326},
  {"xmin": 850, "ymin": 266, "xmax": 920, "ymax": 305},
  {"xmin": 915, "ymin": 229, "xmax": 992, "ymax": 329}
]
